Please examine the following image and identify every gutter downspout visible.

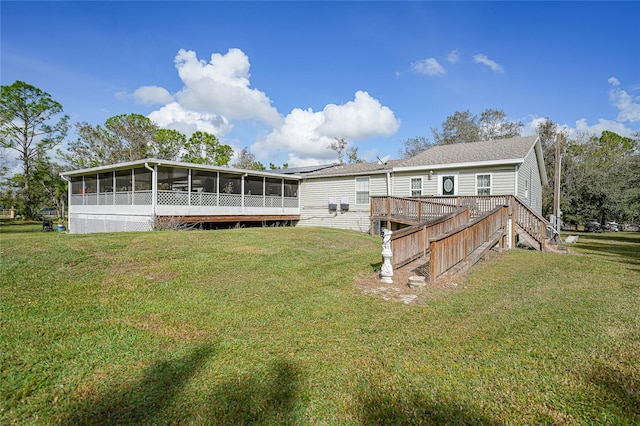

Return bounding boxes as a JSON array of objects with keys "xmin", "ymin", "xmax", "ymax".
[
  {"xmin": 61, "ymin": 174, "xmax": 71, "ymax": 225},
  {"xmin": 144, "ymin": 162, "xmax": 157, "ymax": 219},
  {"xmin": 386, "ymin": 171, "xmax": 392, "ymax": 196}
]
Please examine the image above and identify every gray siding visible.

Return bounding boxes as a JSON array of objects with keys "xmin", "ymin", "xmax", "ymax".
[{"xmin": 517, "ymin": 147, "xmax": 543, "ymax": 214}]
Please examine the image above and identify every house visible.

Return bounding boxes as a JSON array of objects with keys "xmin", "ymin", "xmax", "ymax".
[
  {"xmin": 296, "ymin": 135, "xmax": 547, "ymax": 233},
  {"xmin": 60, "ymin": 135, "xmax": 547, "ymax": 236},
  {"xmin": 60, "ymin": 159, "xmax": 301, "ymax": 234}
]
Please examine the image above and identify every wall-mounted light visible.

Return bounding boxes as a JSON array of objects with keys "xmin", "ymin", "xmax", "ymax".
[{"xmin": 428, "ymin": 170, "xmax": 433, "ymax": 179}]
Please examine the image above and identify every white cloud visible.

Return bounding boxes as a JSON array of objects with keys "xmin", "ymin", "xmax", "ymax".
[
  {"xmin": 132, "ymin": 86, "xmax": 174, "ymax": 106},
  {"xmin": 411, "ymin": 58, "xmax": 446, "ymax": 76},
  {"xmin": 574, "ymin": 118, "xmax": 635, "ymax": 138},
  {"xmin": 148, "ymin": 102, "xmax": 232, "ymax": 138},
  {"xmin": 608, "ymin": 78, "xmax": 640, "ymax": 123},
  {"xmin": 173, "ymin": 48, "xmax": 282, "ymax": 127},
  {"xmin": 252, "ymin": 91, "xmax": 400, "ymax": 166},
  {"xmin": 130, "ymin": 48, "xmax": 281, "ymax": 138},
  {"xmin": 447, "ymin": 49, "xmax": 460, "ymax": 64},
  {"xmin": 473, "ymin": 54, "xmax": 504, "ymax": 72}
]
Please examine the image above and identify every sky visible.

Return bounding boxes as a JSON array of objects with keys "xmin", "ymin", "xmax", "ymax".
[{"xmin": 2, "ymin": 1, "xmax": 639, "ymax": 168}]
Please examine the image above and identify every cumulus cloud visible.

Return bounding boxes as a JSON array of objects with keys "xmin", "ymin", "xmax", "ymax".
[
  {"xmin": 411, "ymin": 58, "xmax": 446, "ymax": 76},
  {"xmin": 473, "ymin": 54, "xmax": 503, "ymax": 72},
  {"xmin": 130, "ymin": 48, "xmax": 281, "ymax": 138},
  {"xmin": 173, "ymin": 48, "xmax": 282, "ymax": 127},
  {"xmin": 608, "ymin": 77, "xmax": 640, "ymax": 123},
  {"xmin": 132, "ymin": 86, "xmax": 174, "ymax": 106},
  {"xmin": 148, "ymin": 102, "xmax": 232, "ymax": 138},
  {"xmin": 252, "ymin": 91, "xmax": 400, "ymax": 166},
  {"xmin": 447, "ymin": 49, "xmax": 460, "ymax": 64}
]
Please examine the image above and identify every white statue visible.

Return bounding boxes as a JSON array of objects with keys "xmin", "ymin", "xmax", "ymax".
[{"xmin": 380, "ymin": 228, "xmax": 393, "ymax": 283}]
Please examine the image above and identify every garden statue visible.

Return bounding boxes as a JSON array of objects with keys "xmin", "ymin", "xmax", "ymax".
[{"xmin": 380, "ymin": 228, "xmax": 393, "ymax": 283}]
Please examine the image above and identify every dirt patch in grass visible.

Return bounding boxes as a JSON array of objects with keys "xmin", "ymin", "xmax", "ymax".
[
  {"xmin": 355, "ymin": 249, "xmax": 508, "ymax": 305},
  {"xmin": 354, "ymin": 259, "xmax": 464, "ymax": 305}
]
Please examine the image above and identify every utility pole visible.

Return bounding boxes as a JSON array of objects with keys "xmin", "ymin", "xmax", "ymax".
[{"xmin": 553, "ymin": 133, "xmax": 562, "ymax": 235}]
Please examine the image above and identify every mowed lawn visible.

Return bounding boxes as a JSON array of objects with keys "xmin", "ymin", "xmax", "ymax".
[{"xmin": 1, "ymin": 222, "xmax": 638, "ymax": 425}]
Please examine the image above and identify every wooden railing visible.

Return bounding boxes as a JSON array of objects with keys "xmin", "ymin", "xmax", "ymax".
[
  {"xmin": 372, "ymin": 195, "xmax": 550, "ymax": 251},
  {"xmin": 371, "ymin": 196, "xmax": 459, "ymax": 223},
  {"xmin": 389, "ymin": 208, "xmax": 470, "ymax": 268},
  {"xmin": 429, "ymin": 205, "xmax": 508, "ymax": 282},
  {"xmin": 510, "ymin": 196, "xmax": 549, "ymax": 251}
]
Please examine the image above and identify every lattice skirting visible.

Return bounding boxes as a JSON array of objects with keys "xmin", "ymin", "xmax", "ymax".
[{"xmin": 69, "ymin": 214, "xmax": 153, "ymax": 234}]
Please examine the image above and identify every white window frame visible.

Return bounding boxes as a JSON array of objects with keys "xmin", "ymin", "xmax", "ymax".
[
  {"xmin": 437, "ymin": 173, "xmax": 458, "ymax": 196},
  {"xmin": 475, "ymin": 173, "xmax": 492, "ymax": 196},
  {"xmin": 355, "ymin": 177, "xmax": 370, "ymax": 205},
  {"xmin": 410, "ymin": 177, "xmax": 423, "ymax": 196}
]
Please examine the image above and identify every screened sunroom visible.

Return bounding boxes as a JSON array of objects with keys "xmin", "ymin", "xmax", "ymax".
[{"xmin": 61, "ymin": 159, "xmax": 300, "ymax": 234}]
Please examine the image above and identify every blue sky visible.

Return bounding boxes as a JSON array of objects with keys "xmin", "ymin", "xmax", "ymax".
[{"xmin": 2, "ymin": 1, "xmax": 639, "ymax": 167}]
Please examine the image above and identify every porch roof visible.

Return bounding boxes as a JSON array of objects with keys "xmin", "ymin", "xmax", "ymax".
[{"xmin": 60, "ymin": 158, "xmax": 301, "ymax": 180}]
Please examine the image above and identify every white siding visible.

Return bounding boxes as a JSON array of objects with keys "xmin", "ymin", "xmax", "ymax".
[
  {"xmin": 394, "ymin": 167, "xmax": 515, "ymax": 196},
  {"xmin": 299, "ymin": 174, "xmax": 388, "ymax": 232}
]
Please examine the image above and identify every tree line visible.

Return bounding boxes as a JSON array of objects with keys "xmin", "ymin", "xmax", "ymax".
[
  {"xmin": 2, "ymin": 80, "xmax": 639, "ymax": 225},
  {"xmin": 398, "ymin": 108, "xmax": 640, "ymax": 226},
  {"xmin": 0, "ymin": 81, "xmax": 286, "ymax": 220}
]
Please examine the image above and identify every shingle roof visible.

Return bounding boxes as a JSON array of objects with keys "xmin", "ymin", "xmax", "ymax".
[
  {"xmin": 397, "ymin": 135, "xmax": 539, "ymax": 168},
  {"xmin": 303, "ymin": 159, "xmax": 403, "ymax": 178}
]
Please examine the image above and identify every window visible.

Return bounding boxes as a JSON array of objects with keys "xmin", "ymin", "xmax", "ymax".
[
  {"xmin": 356, "ymin": 177, "xmax": 370, "ymax": 204},
  {"xmin": 410, "ymin": 177, "xmax": 423, "ymax": 196},
  {"xmin": 476, "ymin": 174, "xmax": 491, "ymax": 195},
  {"xmin": 98, "ymin": 172, "xmax": 113, "ymax": 193}
]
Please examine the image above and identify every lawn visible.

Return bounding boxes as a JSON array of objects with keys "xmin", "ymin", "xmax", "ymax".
[{"xmin": 1, "ymin": 222, "xmax": 638, "ymax": 425}]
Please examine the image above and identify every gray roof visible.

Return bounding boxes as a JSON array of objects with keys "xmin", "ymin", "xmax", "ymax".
[
  {"xmin": 265, "ymin": 163, "xmax": 339, "ymax": 175},
  {"xmin": 397, "ymin": 135, "xmax": 539, "ymax": 168},
  {"xmin": 303, "ymin": 159, "xmax": 403, "ymax": 178}
]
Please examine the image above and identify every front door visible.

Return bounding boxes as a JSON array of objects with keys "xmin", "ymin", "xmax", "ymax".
[{"xmin": 442, "ymin": 175, "xmax": 456, "ymax": 196}]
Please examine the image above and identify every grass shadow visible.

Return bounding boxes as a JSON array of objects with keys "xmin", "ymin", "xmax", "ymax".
[
  {"xmin": 573, "ymin": 233, "xmax": 640, "ymax": 269},
  {"xmin": 61, "ymin": 343, "xmax": 215, "ymax": 425},
  {"xmin": 0, "ymin": 220, "xmax": 47, "ymax": 234},
  {"xmin": 357, "ymin": 387, "xmax": 501, "ymax": 425},
  {"xmin": 202, "ymin": 359, "xmax": 301, "ymax": 425},
  {"xmin": 588, "ymin": 362, "xmax": 640, "ymax": 422}
]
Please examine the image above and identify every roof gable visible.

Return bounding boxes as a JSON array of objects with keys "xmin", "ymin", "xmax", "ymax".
[{"xmin": 397, "ymin": 135, "xmax": 539, "ymax": 169}]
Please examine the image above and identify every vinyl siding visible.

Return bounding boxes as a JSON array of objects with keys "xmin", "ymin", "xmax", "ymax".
[
  {"xmin": 298, "ymin": 174, "xmax": 388, "ymax": 232},
  {"xmin": 517, "ymin": 147, "xmax": 544, "ymax": 214},
  {"xmin": 393, "ymin": 167, "xmax": 515, "ymax": 196}
]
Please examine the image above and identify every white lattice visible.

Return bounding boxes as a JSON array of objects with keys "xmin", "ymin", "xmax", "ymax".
[
  {"xmin": 133, "ymin": 191, "xmax": 153, "ymax": 205},
  {"xmin": 190, "ymin": 192, "xmax": 218, "ymax": 206},
  {"xmin": 115, "ymin": 192, "xmax": 132, "ymax": 205},
  {"xmin": 284, "ymin": 197, "xmax": 298, "ymax": 208},
  {"xmin": 157, "ymin": 190, "xmax": 187, "ymax": 205},
  {"xmin": 70, "ymin": 194, "xmax": 84, "ymax": 205},
  {"xmin": 97, "ymin": 193, "xmax": 113, "ymax": 205},
  {"xmin": 265, "ymin": 196, "xmax": 282, "ymax": 208},
  {"xmin": 245, "ymin": 195, "xmax": 264, "ymax": 208},
  {"xmin": 85, "ymin": 194, "xmax": 98, "ymax": 205},
  {"xmin": 219, "ymin": 193, "xmax": 242, "ymax": 207}
]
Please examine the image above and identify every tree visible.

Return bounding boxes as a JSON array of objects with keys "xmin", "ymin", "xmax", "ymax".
[
  {"xmin": 431, "ymin": 110, "xmax": 480, "ymax": 145},
  {"xmin": 398, "ymin": 136, "xmax": 433, "ymax": 159},
  {"xmin": 182, "ymin": 131, "xmax": 233, "ymax": 166},
  {"xmin": 479, "ymin": 108, "xmax": 523, "ymax": 140},
  {"xmin": 431, "ymin": 109, "xmax": 522, "ymax": 145},
  {"xmin": 269, "ymin": 162, "xmax": 289, "ymax": 170},
  {"xmin": 151, "ymin": 128, "xmax": 185, "ymax": 161},
  {"xmin": 534, "ymin": 118, "xmax": 565, "ymax": 218},
  {"xmin": 233, "ymin": 147, "xmax": 266, "ymax": 170},
  {"xmin": 60, "ymin": 113, "xmax": 158, "ymax": 169},
  {"xmin": 561, "ymin": 130, "xmax": 639, "ymax": 225},
  {"xmin": 1, "ymin": 81, "xmax": 69, "ymax": 219},
  {"xmin": 328, "ymin": 137, "xmax": 362, "ymax": 164}
]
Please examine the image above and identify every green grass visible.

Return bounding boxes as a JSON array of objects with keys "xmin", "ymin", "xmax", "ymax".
[{"xmin": 1, "ymin": 223, "xmax": 638, "ymax": 424}]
